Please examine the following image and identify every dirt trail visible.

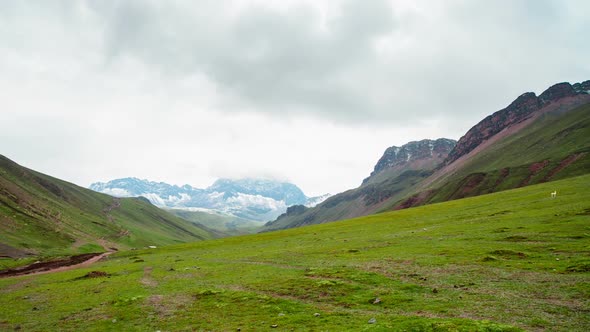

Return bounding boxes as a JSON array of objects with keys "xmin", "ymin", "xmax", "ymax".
[{"xmin": 0, "ymin": 252, "xmax": 113, "ymax": 278}]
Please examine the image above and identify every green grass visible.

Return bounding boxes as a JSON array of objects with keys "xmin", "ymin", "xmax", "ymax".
[
  {"xmin": 0, "ymin": 155, "xmax": 215, "ymax": 257},
  {"xmin": 1, "ymin": 174, "xmax": 589, "ymax": 331}
]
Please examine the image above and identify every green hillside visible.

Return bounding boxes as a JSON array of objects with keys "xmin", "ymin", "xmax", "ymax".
[
  {"xmin": 0, "ymin": 155, "xmax": 215, "ymax": 258},
  {"xmin": 267, "ymin": 93, "xmax": 590, "ymax": 231},
  {"xmin": 395, "ymin": 101, "xmax": 590, "ymax": 210},
  {"xmin": 1, "ymin": 175, "xmax": 589, "ymax": 331},
  {"xmin": 265, "ymin": 169, "xmax": 432, "ymax": 231},
  {"xmin": 165, "ymin": 208, "xmax": 263, "ymax": 235}
]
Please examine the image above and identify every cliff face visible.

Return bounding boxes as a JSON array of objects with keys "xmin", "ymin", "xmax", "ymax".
[
  {"xmin": 443, "ymin": 81, "xmax": 590, "ymax": 167},
  {"xmin": 363, "ymin": 138, "xmax": 456, "ymax": 185}
]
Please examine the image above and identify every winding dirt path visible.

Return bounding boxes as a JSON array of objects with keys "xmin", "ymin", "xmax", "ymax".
[{"xmin": 0, "ymin": 252, "xmax": 113, "ymax": 278}]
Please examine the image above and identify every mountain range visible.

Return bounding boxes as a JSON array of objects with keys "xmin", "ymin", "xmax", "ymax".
[
  {"xmin": 1, "ymin": 79, "xmax": 588, "ymax": 257},
  {"xmin": 89, "ymin": 178, "xmax": 330, "ymax": 222},
  {"xmin": 265, "ymin": 80, "xmax": 590, "ymax": 230}
]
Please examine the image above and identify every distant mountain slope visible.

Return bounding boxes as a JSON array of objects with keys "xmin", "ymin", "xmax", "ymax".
[
  {"xmin": 265, "ymin": 80, "xmax": 590, "ymax": 230},
  {"xmin": 397, "ymin": 89, "xmax": 590, "ymax": 209},
  {"xmin": 165, "ymin": 209, "xmax": 262, "ymax": 235},
  {"xmin": 90, "ymin": 177, "xmax": 327, "ymax": 222},
  {"xmin": 265, "ymin": 138, "xmax": 456, "ymax": 230},
  {"xmin": 0, "ymin": 155, "xmax": 216, "ymax": 258}
]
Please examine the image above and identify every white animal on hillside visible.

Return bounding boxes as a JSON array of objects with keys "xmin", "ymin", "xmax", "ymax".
[{"xmin": 550, "ymin": 191, "xmax": 557, "ymax": 198}]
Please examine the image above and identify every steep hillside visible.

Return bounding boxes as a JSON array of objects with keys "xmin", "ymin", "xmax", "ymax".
[
  {"xmin": 0, "ymin": 155, "xmax": 216, "ymax": 258},
  {"xmin": 265, "ymin": 138, "xmax": 455, "ymax": 230},
  {"xmin": 391, "ymin": 81, "xmax": 590, "ymax": 210},
  {"xmin": 266, "ymin": 80, "xmax": 590, "ymax": 230},
  {"xmin": 90, "ymin": 177, "xmax": 327, "ymax": 222}
]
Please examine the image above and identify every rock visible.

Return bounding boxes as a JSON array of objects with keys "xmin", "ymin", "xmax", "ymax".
[
  {"xmin": 271, "ymin": 324, "xmax": 278, "ymax": 328},
  {"xmin": 368, "ymin": 317, "xmax": 377, "ymax": 324},
  {"xmin": 372, "ymin": 298, "xmax": 381, "ymax": 304},
  {"xmin": 314, "ymin": 313, "xmax": 321, "ymax": 317},
  {"xmin": 278, "ymin": 313, "xmax": 285, "ymax": 317},
  {"xmin": 148, "ymin": 246, "xmax": 157, "ymax": 249},
  {"xmin": 539, "ymin": 82, "xmax": 577, "ymax": 103},
  {"xmin": 364, "ymin": 138, "xmax": 456, "ymax": 184}
]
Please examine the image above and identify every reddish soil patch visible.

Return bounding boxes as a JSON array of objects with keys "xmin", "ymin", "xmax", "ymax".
[
  {"xmin": 0, "ymin": 252, "xmax": 111, "ymax": 278},
  {"xmin": 456, "ymin": 173, "xmax": 486, "ymax": 198},
  {"xmin": 395, "ymin": 190, "xmax": 436, "ymax": 210},
  {"xmin": 494, "ymin": 168, "xmax": 510, "ymax": 187},
  {"xmin": 543, "ymin": 153, "xmax": 587, "ymax": 181},
  {"xmin": 519, "ymin": 160, "xmax": 550, "ymax": 187}
]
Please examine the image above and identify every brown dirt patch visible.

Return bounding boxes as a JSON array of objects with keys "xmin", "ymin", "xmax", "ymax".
[
  {"xmin": 141, "ymin": 266, "xmax": 158, "ymax": 287},
  {"xmin": 494, "ymin": 168, "xmax": 510, "ymax": 187},
  {"xmin": 0, "ymin": 243, "xmax": 33, "ymax": 259},
  {"xmin": 395, "ymin": 190, "xmax": 436, "ymax": 210},
  {"xmin": 543, "ymin": 153, "xmax": 587, "ymax": 181},
  {"xmin": 519, "ymin": 160, "xmax": 550, "ymax": 186},
  {"xmin": 0, "ymin": 252, "xmax": 111, "ymax": 278},
  {"xmin": 76, "ymin": 270, "xmax": 110, "ymax": 279}
]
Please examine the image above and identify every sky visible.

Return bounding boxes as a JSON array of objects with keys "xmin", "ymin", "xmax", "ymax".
[{"xmin": 0, "ymin": 0, "xmax": 589, "ymax": 197}]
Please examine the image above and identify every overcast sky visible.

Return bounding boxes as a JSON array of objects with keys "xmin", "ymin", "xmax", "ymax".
[{"xmin": 1, "ymin": 0, "xmax": 588, "ymax": 196}]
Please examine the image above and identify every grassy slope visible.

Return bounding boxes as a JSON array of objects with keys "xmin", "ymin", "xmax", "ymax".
[
  {"xmin": 265, "ymin": 169, "xmax": 431, "ymax": 231},
  {"xmin": 0, "ymin": 155, "xmax": 215, "ymax": 258},
  {"xmin": 1, "ymin": 175, "xmax": 589, "ymax": 331},
  {"xmin": 419, "ymin": 102, "xmax": 590, "ymax": 206},
  {"xmin": 269, "ymin": 102, "xmax": 590, "ymax": 230},
  {"xmin": 166, "ymin": 208, "xmax": 263, "ymax": 235}
]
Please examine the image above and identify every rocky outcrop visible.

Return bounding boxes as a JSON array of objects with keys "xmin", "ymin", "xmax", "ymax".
[
  {"xmin": 442, "ymin": 80, "xmax": 590, "ymax": 167},
  {"xmin": 363, "ymin": 138, "xmax": 456, "ymax": 184},
  {"xmin": 264, "ymin": 204, "xmax": 308, "ymax": 227}
]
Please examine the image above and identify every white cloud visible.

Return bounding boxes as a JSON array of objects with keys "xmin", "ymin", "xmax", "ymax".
[
  {"xmin": 100, "ymin": 188, "xmax": 132, "ymax": 197},
  {"xmin": 0, "ymin": 1, "xmax": 588, "ymax": 197}
]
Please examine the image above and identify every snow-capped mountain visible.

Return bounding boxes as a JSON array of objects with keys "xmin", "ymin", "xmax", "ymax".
[
  {"xmin": 89, "ymin": 177, "xmax": 327, "ymax": 222},
  {"xmin": 304, "ymin": 193, "xmax": 332, "ymax": 207}
]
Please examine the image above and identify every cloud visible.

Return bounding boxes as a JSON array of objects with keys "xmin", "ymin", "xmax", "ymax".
[
  {"xmin": 0, "ymin": 0, "xmax": 588, "ymax": 196},
  {"xmin": 82, "ymin": 0, "xmax": 590, "ymax": 126}
]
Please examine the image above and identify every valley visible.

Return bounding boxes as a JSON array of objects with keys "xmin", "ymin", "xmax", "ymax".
[
  {"xmin": 1, "ymin": 175, "xmax": 588, "ymax": 330},
  {"xmin": 2, "ymin": 3, "xmax": 590, "ymax": 330},
  {"xmin": 1, "ymin": 80, "xmax": 589, "ymax": 331}
]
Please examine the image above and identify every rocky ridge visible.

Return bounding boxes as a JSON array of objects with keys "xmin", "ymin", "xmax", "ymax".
[
  {"xmin": 364, "ymin": 138, "xmax": 456, "ymax": 184},
  {"xmin": 443, "ymin": 81, "xmax": 590, "ymax": 167}
]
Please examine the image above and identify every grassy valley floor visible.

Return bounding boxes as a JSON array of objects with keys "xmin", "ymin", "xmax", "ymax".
[{"xmin": 1, "ymin": 175, "xmax": 589, "ymax": 331}]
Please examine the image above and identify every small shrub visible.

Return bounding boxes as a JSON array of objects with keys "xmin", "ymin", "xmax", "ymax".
[
  {"xmin": 504, "ymin": 236, "xmax": 528, "ymax": 242},
  {"xmin": 565, "ymin": 263, "xmax": 590, "ymax": 273},
  {"xmin": 489, "ymin": 249, "xmax": 527, "ymax": 258}
]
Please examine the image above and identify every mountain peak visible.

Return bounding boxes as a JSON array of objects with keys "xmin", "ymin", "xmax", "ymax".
[
  {"xmin": 443, "ymin": 80, "xmax": 590, "ymax": 167},
  {"xmin": 90, "ymin": 177, "xmax": 327, "ymax": 222},
  {"xmin": 364, "ymin": 138, "xmax": 456, "ymax": 184}
]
